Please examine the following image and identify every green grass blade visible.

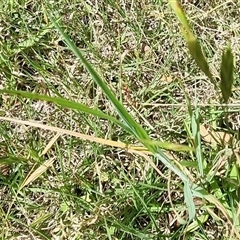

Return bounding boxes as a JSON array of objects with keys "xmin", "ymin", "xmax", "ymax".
[
  {"xmin": 168, "ymin": 0, "xmax": 191, "ymax": 31},
  {"xmin": 156, "ymin": 151, "xmax": 196, "ymax": 220},
  {"xmin": 0, "ymin": 89, "xmax": 132, "ymax": 133},
  {"xmin": 155, "ymin": 152, "xmax": 188, "ymax": 182},
  {"xmin": 184, "ymin": 180, "xmax": 196, "ymax": 221},
  {"xmin": 191, "ymin": 108, "xmax": 204, "ymax": 176},
  {"xmin": 186, "ymin": 213, "xmax": 209, "ymax": 232},
  {"xmin": 0, "ymin": 156, "xmax": 27, "ymax": 164},
  {"xmin": 13, "ymin": 25, "xmax": 53, "ymax": 55},
  {"xmin": 140, "ymin": 139, "xmax": 193, "ymax": 152},
  {"xmin": 220, "ymin": 46, "xmax": 234, "ymax": 103},
  {"xmin": 49, "ymin": 16, "xmax": 151, "ymax": 143},
  {"xmin": 50, "ymin": 16, "xmax": 195, "ymax": 181},
  {"xmin": 183, "ymin": 85, "xmax": 205, "ymax": 176},
  {"xmin": 49, "ymin": 15, "xmax": 198, "ymax": 215},
  {"xmin": 104, "ymin": 217, "xmax": 113, "ymax": 240},
  {"xmin": 121, "ymin": 170, "xmax": 159, "ymax": 231}
]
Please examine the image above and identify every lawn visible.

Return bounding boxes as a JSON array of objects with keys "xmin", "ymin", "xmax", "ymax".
[{"xmin": 0, "ymin": 0, "xmax": 240, "ymax": 239}]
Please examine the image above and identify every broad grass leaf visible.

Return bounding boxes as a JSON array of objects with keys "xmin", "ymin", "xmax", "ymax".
[
  {"xmin": 220, "ymin": 46, "xmax": 234, "ymax": 103},
  {"xmin": 229, "ymin": 163, "xmax": 238, "ymax": 181},
  {"xmin": 0, "ymin": 156, "xmax": 27, "ymax": 164},
  {"xmin": 155, "ymin": 152, "xmax": 189, "ymax": 182},
  {"xmin": 48, "ymin": 16, "xmax": 192, "ymax": 189},
  {"xmin": 50, "ymin": 16, "xmax": 198, "ymax": 218},
  {"xmin": 185, "ymin": 213, "xmax": 209, "ymax": 232},
  {"xmin": 184, "ymin": 93, "xmax": 205, "ymax": 176},
  {"xmin": 190, "ymin": 108, "xmax": 204, "ymax": 176},
  {"xmin": 0, "ymin": 156, "xmax": 27, "ymax": 176}
]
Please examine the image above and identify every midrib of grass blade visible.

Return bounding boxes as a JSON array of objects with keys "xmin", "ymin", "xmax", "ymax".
[{"xmin": 0, "ymin": 89, "xmax": 131, "ymax": 133}]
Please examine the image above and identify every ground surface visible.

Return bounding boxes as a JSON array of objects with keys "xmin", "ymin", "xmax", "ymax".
[{"xmin": 0, "ymin": 0, "xmax": 240, "ymax": 239}]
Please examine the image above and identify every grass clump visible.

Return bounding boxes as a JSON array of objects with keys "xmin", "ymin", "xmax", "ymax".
[{"xmin": 0, "ymin": 0, "xmax": 240, "ymax": 239}]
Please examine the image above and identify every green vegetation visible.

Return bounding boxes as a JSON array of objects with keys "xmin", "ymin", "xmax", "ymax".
[{"xmin": 0, "ymin": 0, "xmax": 239, "ymax": 239}]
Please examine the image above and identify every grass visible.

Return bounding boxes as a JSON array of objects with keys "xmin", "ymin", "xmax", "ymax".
[{"xmin": 0, "ymin": 0, "xmax": 240, "ymax": 239}]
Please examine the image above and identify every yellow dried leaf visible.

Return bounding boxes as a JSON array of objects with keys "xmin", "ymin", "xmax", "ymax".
[{"xmin": 200, "ymin": 125, "xmax": 232, "ymax": 145}]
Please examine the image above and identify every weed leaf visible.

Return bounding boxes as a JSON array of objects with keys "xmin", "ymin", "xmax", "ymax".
[{"xmin": 13, "ymin": 26, "xmax": 53, "ymax": 55}]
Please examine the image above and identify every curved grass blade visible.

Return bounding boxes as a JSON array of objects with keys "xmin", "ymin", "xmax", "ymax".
[
  {"xmin": 220, "ymin": 46, "xmax": 234, "ymax": 103},
  {"xmin": 0, "ymin": 89, "xmax": 132, "ymax": 133}
]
